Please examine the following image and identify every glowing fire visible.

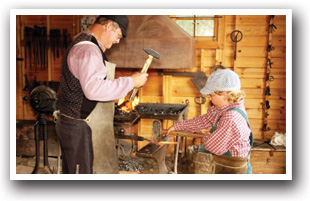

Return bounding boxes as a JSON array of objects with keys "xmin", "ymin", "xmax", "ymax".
[
  {"xmin": 118, "ymin": 98, "xmax": 125, "ymax": 106},
  {"xmin": 132, "ymin": 96, "xmax": 140, "ymax": 108},
  {"xmin": 117, "ymin": 96, "xmax": 140, "ymax": 113}
]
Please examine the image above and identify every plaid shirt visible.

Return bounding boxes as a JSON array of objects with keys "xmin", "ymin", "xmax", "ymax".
[{"xmin": 174, "ymin": 100, "xmax": 251, "ymax": 158}]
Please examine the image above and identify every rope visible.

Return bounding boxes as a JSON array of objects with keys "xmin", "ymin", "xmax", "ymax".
[{"xmin": 213, "ymin": 160, "xmax": 247, "ymax": 169}]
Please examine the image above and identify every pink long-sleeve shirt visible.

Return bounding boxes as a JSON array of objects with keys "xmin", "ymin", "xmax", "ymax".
[{"xmin": 67, "ymin": 34, "xmax": 134, "ymax": 101}]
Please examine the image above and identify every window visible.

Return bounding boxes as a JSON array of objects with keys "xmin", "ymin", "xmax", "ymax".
[{"xmin": 174, "ymin": 15, "xmax": 218, "ymax": 39}]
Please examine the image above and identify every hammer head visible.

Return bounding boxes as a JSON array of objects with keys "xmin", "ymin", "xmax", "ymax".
[{"xmin": 144, "ymin": 48, "xmax": 161, "ymax": 59}]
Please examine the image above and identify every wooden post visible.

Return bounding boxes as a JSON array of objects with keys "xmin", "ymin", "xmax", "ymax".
[
  {"xmin": 200, "ymin": 49, "xmax": 208, "ymax": 115},
  {"xmin": 216, "ymin": 49, "xmax": 223, "ymax": 65},
  {"xmin": 163, "ymin": 74, "xmax": 172, "ymax": 125},
  {"xmin": 163, "ymin": 74, "xmax": 172, "ymax": 104},
  {"xmin": 16, "ymin": 15, "xmax": 24, "ymax": 119}
]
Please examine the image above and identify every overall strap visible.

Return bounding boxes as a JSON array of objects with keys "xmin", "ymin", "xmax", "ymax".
[
  {"xmin": 227, "ymin": 107, "xmax": 253, "ymax": 148},
  {"xmin": 227, "ymin": 108, "xmax": 250, "ymax": 128},
  {"xmin": 213, "ymin": 107, "xmax": 253, "ymax": 148}
]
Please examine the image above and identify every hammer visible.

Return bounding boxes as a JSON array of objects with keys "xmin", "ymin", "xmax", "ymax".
[{"xmin": 129, "ymin": 48, "xmax": 161, "ymax": 100}]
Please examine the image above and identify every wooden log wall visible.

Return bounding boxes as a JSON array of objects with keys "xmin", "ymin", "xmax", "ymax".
[{"xmin": 16, "ymin": 15, "xmax": 286, "ymax": 156}]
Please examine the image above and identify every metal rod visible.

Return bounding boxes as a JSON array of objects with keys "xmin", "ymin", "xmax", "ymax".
[
  {"xmin": 57, "ymin": 140, "xmax": 61, "ymax": 174},
  {"xmin": 32, "ymin": 122, "xmax": 40, "ymax": 174},
  {"xmin": 174, "ymin": 136, "xmax": 180, "ymax": 174}
]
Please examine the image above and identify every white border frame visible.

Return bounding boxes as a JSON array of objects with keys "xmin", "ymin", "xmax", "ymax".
[{"xmin": 10, "ymin": 9, "xmax": 292, "ymax": 181}]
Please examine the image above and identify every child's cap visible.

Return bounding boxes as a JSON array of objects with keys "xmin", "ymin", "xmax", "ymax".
[{"xmin": 200, "ymin": 69, "xmax": 241, "ymax": 95}]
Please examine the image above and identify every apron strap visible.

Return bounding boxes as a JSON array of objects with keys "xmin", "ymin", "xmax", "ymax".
[{"xmin": 90, "ymin": 36, "xmax": 109, "ymax": 63}]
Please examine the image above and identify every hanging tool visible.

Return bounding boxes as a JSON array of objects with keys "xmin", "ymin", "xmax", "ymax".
[
  {"xmin": 50, "ymin": 29, "xmax": 61, "ymax": 61},
  {"xmin": 267, "ymin": 58, "xmax": 272, "ymax": 68},
  {"xmin": 265, "ymin": 100, "xmax": 270, "ymax": 109},
  {"xmin": 194, "ymin": 96, "xmax": 206, "ymax": 105},
  {"xmin": 269, "ymin": 24, "xmax": 277, "ymax": 33},
  {"xmin": 267, "ymin": 45, "xmax": 274, "ymax": 52},
  {"xmin": 191, "ymin": 71, "xmax": 208, "ymax": 92},
  {"xmin": 266, "ymin": 73, "xmax": 274, "ymax": 82},
  {"xmin": 39, "ymin": 27, "xmax": 45, "ymax": 70},
  {"xmin": 55, "ymin": 29, "xmax": 61, "ymax": 58},
  {"xmin": 211, "ymin": 62, "xmax": 226, "ymax": 73},
  {"xmin": 262, "ymin": 123, "xmax": 271, "ymax": 131},
  {"xmin": 262, "ymin": 100, "xmax": 270, "ymax": 110},
  {"xmin": 230, "ymin": 30, "xmax": 243, "ymax": 61},
  {"xmin": 50, "ymin": 29, "xmax": 56, "ymax": 61},
  {"xmin": 265, "ymin": 86, "xmax": 271, "ymax": 96},
  {"xmin": 41, "ymin": 27, "xmax": 48, "ymax": 70},
  {"xmin": 33, "ymin": 25, "xmax": 42, "ymax": 71},
  {"xmin": 263, "ymin": 16, "xmax": 277, "ymax": 135},
  {"xmin": 23, "ymin": 74, "xmax": 30, "ymax": 91},
  {"xmin": 24, "ymin": 27, "xmax": 33, "ymax": 70},
  {"xmin": 62, "ymin": 29, "xmax": 71, "ymax": 55},
  {"xmin": 269, "ymin": 15, "xmax": 277, "ymax": 33},
  {"xmin": 191, "ymin": 71, "xmax": 208, "ymax": 105},
  {"xmin": 129, "ymin": 48, "xmax": 161, "ymax": 100}
]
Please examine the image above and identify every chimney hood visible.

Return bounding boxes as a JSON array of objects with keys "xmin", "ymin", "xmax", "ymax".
[{"xmin": 105, "ymin": 15, "xmax": 195, "ymax": 69}]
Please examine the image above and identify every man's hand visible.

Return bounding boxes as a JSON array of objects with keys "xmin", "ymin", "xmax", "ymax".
[{"xmin": 131, "ymin": 72, "xmax": 148, "ymax": 88}]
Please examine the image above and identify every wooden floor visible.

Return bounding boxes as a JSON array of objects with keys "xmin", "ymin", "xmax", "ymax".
[{"xmin": 15, "ymin": 155, "xmax": 187, "ymax": 174}]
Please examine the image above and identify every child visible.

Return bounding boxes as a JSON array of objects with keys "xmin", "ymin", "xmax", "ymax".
[{"xmin": 167, "ymin": 69, "xmax": 253, "ymax": 174}]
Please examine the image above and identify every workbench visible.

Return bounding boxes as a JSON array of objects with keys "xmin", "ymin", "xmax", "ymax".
[{"xmin": 251, "ymin": 139, "xmax": 286, "ymax": 174}]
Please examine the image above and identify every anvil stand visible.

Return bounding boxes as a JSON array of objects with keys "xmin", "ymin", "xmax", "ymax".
[{"xmin": 32, "ymin": 113, "xmax": 52, "ymax": 174}]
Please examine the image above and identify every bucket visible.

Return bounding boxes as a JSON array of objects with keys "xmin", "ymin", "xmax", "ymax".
[
  {"xmin": 188, "ymin": 145, "xmax": 248, "ymax": 174},
  {"xmin": 188, "ymin": 145, "xmax": 213, "ymax": 174}
]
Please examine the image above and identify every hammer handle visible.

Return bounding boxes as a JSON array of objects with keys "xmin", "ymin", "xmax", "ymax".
[
  {"xmin": 129, "ymin": 55, "xmax": 154, "ymax": 100},
  {"xmin": 141, "ymin": 55, "xmax": 153, "ymax": 73}
]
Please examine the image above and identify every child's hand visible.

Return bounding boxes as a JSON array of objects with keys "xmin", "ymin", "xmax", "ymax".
[{"xmin": 166, "ymin": 126, "xmax": 176, "ymax": 137}]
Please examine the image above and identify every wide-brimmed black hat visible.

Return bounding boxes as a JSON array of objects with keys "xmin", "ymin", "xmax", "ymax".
[{"xmin": 98, "ymin": 15, "xmax": 129, "ymax": 37}]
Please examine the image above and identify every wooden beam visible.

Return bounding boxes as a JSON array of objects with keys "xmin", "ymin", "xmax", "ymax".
[
  {"xmin": 162, "ymin": 74, "xmax": 173, "ymax": 130},
  {"xmin": 16, "ymin": 15, "xmax": 24, "ymax": 119},
  {"xmin": 200, "ymin": 49, "xmax": 208, "ymax": 115}
]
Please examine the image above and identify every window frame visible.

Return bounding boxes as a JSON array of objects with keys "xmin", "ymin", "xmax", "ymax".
[{"xmin": 171, "ymin": 15, "xmax": 220, "ymax": 41}]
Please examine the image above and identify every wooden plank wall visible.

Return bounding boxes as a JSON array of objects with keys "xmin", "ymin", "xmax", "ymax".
[
  {"xmin": 16, "ymin": 15, "xmax": 80, "ymax": 120},
  {"xmin": 16, "ymin": 15, "xmax": 286, "ymax": 156},
  {"xmin": 134, "ymin": 15, "xmax": 286, "ymax": 153}
]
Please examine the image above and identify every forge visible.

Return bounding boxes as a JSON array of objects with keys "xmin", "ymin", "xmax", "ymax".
[{"xmin": 114, "ymin": 102, "xmax": 189, "ymax": 174}]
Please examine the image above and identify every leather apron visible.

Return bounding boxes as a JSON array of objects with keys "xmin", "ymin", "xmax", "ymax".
[{"xmin": 85, "ymin": 61, "xmax": 119, "ymax": 174}]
